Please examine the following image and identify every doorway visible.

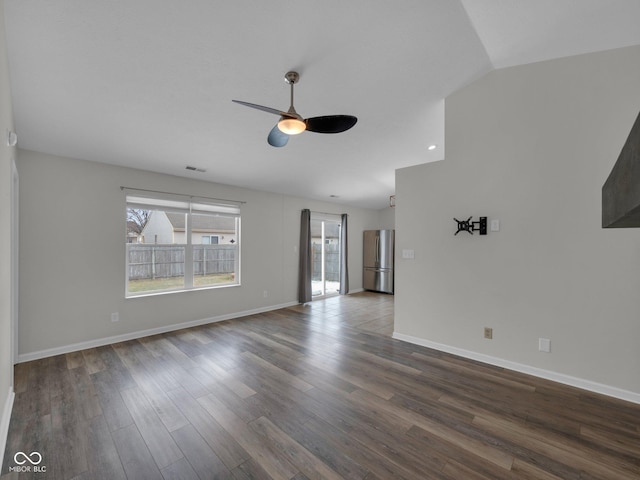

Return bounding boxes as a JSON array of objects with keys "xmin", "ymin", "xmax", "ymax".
[
  {"xmin": 310, "ymin": 216, "xmax": 341, "ymax": 297},
  {"xmin": 11, "ymin": 158, "xmax": 18, "ymax": 372}
]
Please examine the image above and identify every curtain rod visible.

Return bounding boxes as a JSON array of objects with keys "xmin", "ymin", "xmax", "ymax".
[
  {"xmin": 309, "ymin": 210, "xmax": 347, "ymax": 217},
  {"xmin": 120, "ymin": 186, "xmax": 246, "ymax": 205}
]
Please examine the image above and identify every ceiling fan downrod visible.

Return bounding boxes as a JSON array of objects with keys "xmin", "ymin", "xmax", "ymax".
[{"xmin": 284, "ymin": 71, "xmax": 300, "ymax": 115}]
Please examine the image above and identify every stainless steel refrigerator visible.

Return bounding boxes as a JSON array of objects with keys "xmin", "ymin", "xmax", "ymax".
[{"xmin": 363, "ymin": 229, "xmax": 394, "ymax": 294}]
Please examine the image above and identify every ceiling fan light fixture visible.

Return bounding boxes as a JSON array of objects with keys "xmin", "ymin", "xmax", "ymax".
[
  {"xmin": 277, "ymin": 117, "xmax": 306, "ymax": 135},
  {"xmin": 233, "ymin": 70, "xmax": 357, "ymax": 146}
]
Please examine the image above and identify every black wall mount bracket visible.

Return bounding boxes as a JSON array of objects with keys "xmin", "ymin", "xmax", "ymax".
[{"xmin": 454, "ymin": 216, "xmax": 487, "ymax": 235}]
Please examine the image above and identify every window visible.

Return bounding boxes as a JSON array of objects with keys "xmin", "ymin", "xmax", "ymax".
[
  {"xmin": 125, "ymin": 191, "xmax": 241, "ymax": 296},
  {"xmin": 201, "ymin": 235, "xmax": 219, "ymax": 245}
]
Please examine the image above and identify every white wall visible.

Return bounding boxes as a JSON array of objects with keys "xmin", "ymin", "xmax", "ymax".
[
  {"xmin": 395, "ymin": 45, "xmax": 640, "ymax": 400},
  {"xmin": 16, "ymin": 150, "xmax": 380, "ymax": 358},
  {"xmin": 0, "ymin": 0, "xmax": 16, "ymax": 466},
  {"xmin": 377, "ymin": 206, "xmax": 395, "ymax": 230}
]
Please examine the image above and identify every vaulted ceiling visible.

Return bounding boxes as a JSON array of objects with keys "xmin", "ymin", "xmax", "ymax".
[{"xmin": 5, "ymin": 1, "xmax": 640, "ymax": 209}]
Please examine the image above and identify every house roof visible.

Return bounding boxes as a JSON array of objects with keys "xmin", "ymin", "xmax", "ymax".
[
  {"xmin": 5, "ymin": 1, "xmax": 640, "ymax": 209},
  {"xmin": 165, "ymin": 212, "xmax": 236, "ymax": 233}
]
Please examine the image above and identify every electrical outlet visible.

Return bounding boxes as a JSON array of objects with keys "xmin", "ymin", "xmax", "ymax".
[
  {"xmin": 263, "ymin": 290, "xmax": 268, "ymax": 298},
  {"xmin": 484, "ymin": 327, "xmax": 493, "ymax": 339},
  {"xmin": 539, "ymin": 338, "xmax": 551, "ymax": 353},
  {"xmin": 110, "ymin": 312, "xmax": 119, "ymax": 323}
]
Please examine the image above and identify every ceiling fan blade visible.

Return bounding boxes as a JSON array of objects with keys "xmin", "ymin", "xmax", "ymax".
[
  {"xmin": 232, "ymin": 100, "xmax": 296, "ymax": 118},
  {"xmin": 267, "ymin": 124, "xmax": 289, "ymax": 147},
  {"xmin": 305, "ymin": 115, "xmax": 357, "ymax": 134}
]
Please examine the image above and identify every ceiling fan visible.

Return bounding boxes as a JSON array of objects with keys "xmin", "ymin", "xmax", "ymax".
[{"xmin": 232, "ymin": 71, "xmax": 357, "ymax": 147}]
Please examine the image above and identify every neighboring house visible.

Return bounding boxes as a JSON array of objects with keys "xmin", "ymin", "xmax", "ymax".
[
  {"xmin": 140, "ymin": 210, "xmax": 237, "ymax": 245},
  {"xmin": 126, "ymin": 220, "xmax": 143, "ymax": 243}
]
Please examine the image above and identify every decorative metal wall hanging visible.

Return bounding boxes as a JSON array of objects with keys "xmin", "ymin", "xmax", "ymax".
[{"xmin": 454, "ymin": 216, "xmax": 487, "ymax": 235}]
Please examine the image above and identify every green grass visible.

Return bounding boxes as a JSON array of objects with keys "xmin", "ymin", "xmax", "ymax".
[{"xmin": 128, "ymin": 273, "xmax": 235, "ymax": 293}]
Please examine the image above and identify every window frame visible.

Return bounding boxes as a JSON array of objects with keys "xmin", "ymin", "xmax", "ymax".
[
  {"xmin": 201, "ymin": 235, "xmax": 220, "ymax": 245},
  {"xmin": 125, "ymin": 191, "xmax": 241, "ymax": 297}
]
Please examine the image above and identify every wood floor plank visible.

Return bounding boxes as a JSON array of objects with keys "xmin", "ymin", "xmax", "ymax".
[
  {"xmin": 273, "ymin": 414, "xmax": 370, "ymax": 480},
  {"xmin": 350, "ymin": 388, "xmax": 514, "ymax": 471},
  {"xmin": 96, "ymin": 346, "xmax": 137, "ymax": 391},
  {"xmin": 191, "ymin": 354, "xmax": 257, "ymax": 399},
  {"xmin": 300, "ymin": 387, "xmax": 448, "ymax": 478},
  {"xmin": 112, "ymin": 423, "xmax": 163, "ymax": 480},
  {"xmin": 580, "ymin": 425, "xmax": 640, "ymax": 458},
  {"xmin": 68, "ymin": 365, "xmax": 103, "ymax": 421},
  {"xmin": 247, "ymin": 416, "xmax": 344, "ymax": 480},
  {"xmin": 49, "ymin": 394, "xmax": 89, "ymax": 479},
  {"xmin": 160, "ymin": 457, "xmax": 200, "ymax": 480},
  {"xmin": 81, "ymin": 348, "xmax": 107, "ymax": 374},
  {"xmin": 119, "ymin": 386, "xmax": 184, "ymax": 469},
  {"xmin": 510, "ymin": 458, "xmax": 566, "ymax": 480},
  {"xmin": 165, "ymin": 387, "xmax": 249, "ymax": 469},
  {"xmin": 125, "ymin": 362, "xmax": 190, "ymax": 433},
  {"xmin": 472, "ymin": 413, "xmax": 640, "ymax": 479},
  {"xmin": 240, "ymin": 351, "xmax": 313, "ymax": 393},
  {"xmin": 302, "ymin": 352, "xmax": 397, "ymax": 400},
  {"xmin": 65, "ymin": 350, "xmax": 86, "ymax": 370},
  {"xmin": 441, "ymin": 459, "xmax": 496, "ymax": 480},
  {"xmin": 90, "ymin": 370, "xmax": 134, "ymax": 432},
  {"xmin": 153, "ymin": 353, "xmax": 210, "ymax": 398},
  {"xmin": 229, "ymin": 458, "xmax": 276, "ymax": 480},
  {"xmin": 299, "ymin": 415, "xmax": 427, "ymax": 480},
  {"xmin": 350, "ymin": 348, "xmax": 423, "ymax": 376},
  {"xmin": 197, "ymin": 393, "xmax": 300, "ymax": 480},
  {"xmin": 170, "ymin": 424, "xmax": 230, "ymax": 478},
  {"xmin": 83, "ymin": 414, "xmax": 127, "ymax": 480},
  {"xmin": 4, "ymin": 292, "xmax": 640, "ymax": 480}
]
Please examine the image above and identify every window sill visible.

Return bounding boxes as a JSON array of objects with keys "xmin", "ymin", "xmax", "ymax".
[{"xmin": 126, "ymin": 282, "xmax": 241, "ymax": 299}]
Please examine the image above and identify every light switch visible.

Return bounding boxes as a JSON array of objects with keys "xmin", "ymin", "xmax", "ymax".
[{"xmin": 402, "ymin": 249, "xmax": 415, "ymax": 259}]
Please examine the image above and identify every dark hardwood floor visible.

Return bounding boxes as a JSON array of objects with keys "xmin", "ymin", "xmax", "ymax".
[{"xmin": 2, "ymin": 291, "xmax": 639, "ymax": 479}]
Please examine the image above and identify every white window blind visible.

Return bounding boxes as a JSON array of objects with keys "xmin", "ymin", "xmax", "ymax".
[{"xmin": 125, "ymin": 193, "xmax": 241, "ymax": 216}]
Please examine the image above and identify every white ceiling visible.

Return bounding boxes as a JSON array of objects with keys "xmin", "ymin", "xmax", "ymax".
[{"xmin": 5, "ymin": 1, "xmax": 640, "ymax": 209}]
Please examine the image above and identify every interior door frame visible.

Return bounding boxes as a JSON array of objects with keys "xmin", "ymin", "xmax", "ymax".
[{"xmin": 11, "ymin": 157, "xmax": 18, "ymax": 371}]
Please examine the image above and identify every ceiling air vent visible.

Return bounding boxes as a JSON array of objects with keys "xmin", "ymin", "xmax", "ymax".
[{"xmin": 186, "ymin": 166, "xmax": 207, "ymax": 173}]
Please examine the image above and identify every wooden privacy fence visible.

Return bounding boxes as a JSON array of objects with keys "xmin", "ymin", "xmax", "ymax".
[
  {"xmin": 312, "ymin": 243, "xmax": 340, "ymax": 282},
  {"xmin": 127, "ymin": 244, "xmax": 236, "ymax": 279}
]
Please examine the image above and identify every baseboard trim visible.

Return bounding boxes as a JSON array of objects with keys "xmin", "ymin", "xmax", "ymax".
[
  {"xmin": 0, "ymin": 387, "xmax": 15, "ymax": 473},
  {"xmin": 392, "ymin": 332, "xmax": 640, "ymax": 405},
  {"xmin": 17, "ymin": 301, "xmax": 299, "ymax": 363}
]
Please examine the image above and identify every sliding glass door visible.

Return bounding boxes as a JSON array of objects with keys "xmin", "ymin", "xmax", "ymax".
[{"xmin": 311, "ymin": 216, "xmax": 342, "ymax": 297}]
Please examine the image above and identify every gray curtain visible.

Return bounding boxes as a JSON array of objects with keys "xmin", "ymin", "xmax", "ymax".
[
  {"xmin": 298, "ymin": 209, "xmax": 312, "ymax": 304},
  {"xmin": 339, "ymin": 213, "xmax": 349, "ymax": 295}
]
